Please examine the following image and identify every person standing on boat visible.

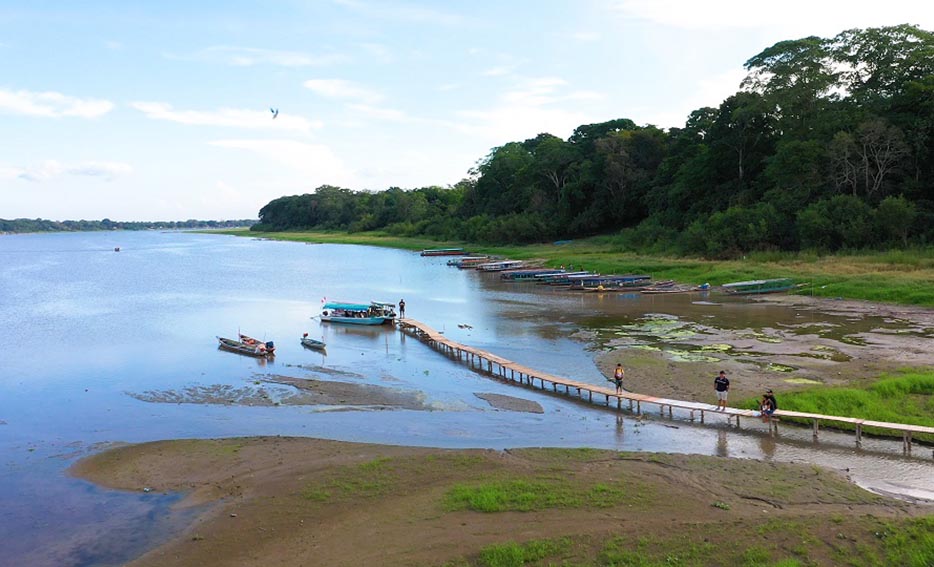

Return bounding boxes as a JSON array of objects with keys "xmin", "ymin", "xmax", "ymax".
[
  {"xmin": 398, "ymin": 298, "xmax": 406, "ymax": 319},
  {"xmin": 613, "ymin": 363, "xmax": 625, "ymax": 394},
  {"xmin": 714, "ymin": 370, "xmax": 730, "ymax": 410}
]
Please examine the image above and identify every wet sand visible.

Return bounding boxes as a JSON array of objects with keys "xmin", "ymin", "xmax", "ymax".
[{"xmin": 70, "ymin": 437, "xmax": 931, "ymax": 567}]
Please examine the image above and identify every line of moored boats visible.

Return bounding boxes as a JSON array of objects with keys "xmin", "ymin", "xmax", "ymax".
[{"xmin": 433, "ymin": 250, "xmax": 796, "ymax": 296}]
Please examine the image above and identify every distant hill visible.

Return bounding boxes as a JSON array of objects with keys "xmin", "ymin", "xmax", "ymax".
[{"xmin": 0, "ymin": 218, "xmax": 256, "ymax": 234}]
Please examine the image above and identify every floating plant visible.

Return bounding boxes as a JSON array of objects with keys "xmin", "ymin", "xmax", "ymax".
[{"xmin": 783, "ymin": 377, "xmax": 823, "ymax": 385}]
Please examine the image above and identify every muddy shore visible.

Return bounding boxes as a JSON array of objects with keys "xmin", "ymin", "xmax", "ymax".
[{"xmin": 70, "ymin": 293, "xmax": 934, "ymax": 565}]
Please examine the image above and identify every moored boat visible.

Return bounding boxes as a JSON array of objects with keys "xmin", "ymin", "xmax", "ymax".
[
  {"xmin": 420, "ymin": 248, "xmax": 466, "ymax": 256},
  {"xmin": 300, "ymin": 333, "xmax": 326, "ymax": 350},
  {"xmin": 447, "ymin": 255, "xmax": 490, "ymax": 268},
  {"xmin": 320, "ymin": 301, "xmax": 394, "ymax": 325},
  {"xmin": 239, "ymin": 333, "xmax": 276, "ymax": 355},
  {"xmin": 218, "ymin": 336, "xmax": 275, "ymax": 358},
  {"xmin": 721, "ymin": 278, "xmax": 794, "ymax": 295}
]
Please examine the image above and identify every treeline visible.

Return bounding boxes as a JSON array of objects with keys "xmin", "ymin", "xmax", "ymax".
[
  {"xmin": 254, "ymin": 24, "xmax": 934, "ymax": 258},
  {"xmin": 0, "ymin": 218, "xmax": 255, "ymax": 234}
]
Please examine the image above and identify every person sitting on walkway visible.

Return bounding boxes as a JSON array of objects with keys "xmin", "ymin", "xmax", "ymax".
[{"xmin": 760, "ymin": 389, "xmax": 777, "ymax": 421}]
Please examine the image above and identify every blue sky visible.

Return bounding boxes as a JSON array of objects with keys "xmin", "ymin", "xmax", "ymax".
[{"xmin": 2, "ymin": 1, "xmax": 931, "ymax": 221}]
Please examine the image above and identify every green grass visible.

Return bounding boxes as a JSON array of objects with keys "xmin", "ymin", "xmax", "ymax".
[
  {"xmin": 475, "ymin": 538, "xmax": 572, "ymax": 567},
  {"xmin": 743, "ymin": 369, "xmax": 934, "ymax": 440},
  {"xmin": 215, "ymin": 229, "xmax": 934, "ymax": 307},
  {"xmin": 443, "ymin": 477, "xmax": 636, "ymax": 513},
  {"xmin": 448, "ymin": 515, "xmax": 934, "ymax": 566}
]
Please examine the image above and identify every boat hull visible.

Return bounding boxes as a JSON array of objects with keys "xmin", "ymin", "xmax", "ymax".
[
  {"xmin": 301, "ymin": 337, "xmax": 327, "ymax": 350},
  {"xmin": 320, "ymin": 315, "xmax": 392, "ymax": 325},
  {"xmin": 217, "ymin": 337, "xmax": 274, "ymax": 358}
]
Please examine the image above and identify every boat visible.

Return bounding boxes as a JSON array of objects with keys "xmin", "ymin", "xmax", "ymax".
[
  {"xmin": 475, "ymin": 259, "xmax": 527, "ymax": 272},
  {"xmin": 320, "ymin": 301, "xmax": 394, "ymax": 325},
  {"xmin": 420, "ymin": 248, "xmax": 466, "ymax": 257},
  {"xmin": 217, "ymin": 336, "xmax": 275, "ymax": 358},
  {"xmin": 447, "ymin": 255, "xmax": 491, "ymax": 268},
  {"xmin": 300, "ymin": 333, "xmax": 326, "ymax": 350},
  {"xmin": 239, "ymin": 333, "xmax": 276, "ymax": 355},
  {"xmin": 721, "ymin": 278, "xmax": 794, "ymax": 295}
]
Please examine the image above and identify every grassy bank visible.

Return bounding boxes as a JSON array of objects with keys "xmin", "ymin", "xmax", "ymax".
[
  {"xmin": 741, "ymin": 369, "xmax": 934, "ymax": 441},
  {"xmin": 214, "ymin": 229, "xmax": 934, "ymax": 307}
]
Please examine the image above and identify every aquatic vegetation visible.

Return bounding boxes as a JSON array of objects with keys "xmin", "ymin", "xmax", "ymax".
[
  {"xmin": 664, "ymin": 349, "xmax": 721, "ymax": 363},
  {"xmin": 766, "ymin": 363, "xmax": 797, "ymax": 373},
  {"xmin": 751, "ymin": 330, "xmax": 784, "ymax": 343},
  {"xmin": 784, "ymin": 377, "xmax": 823, "ymax": 385},
  {"xmin": 839, "ymin": 335, "xmax": 868, "ymax": 346},
  {"xmin": 697, "ymin": 343, "xmax": 733, "ymax": 352}
]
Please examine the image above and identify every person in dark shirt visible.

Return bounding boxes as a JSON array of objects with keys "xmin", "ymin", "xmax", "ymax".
[
  {"xmin": 398, "ymin": 298, "xmax": 406, "ymax": 319},
  {"xmin": 714, "ymin": 370, "xmax": 730, "ymax": 410},
  {"xmin": 761, "ymin": 389, "xmax": 778, "ymax": 421}
]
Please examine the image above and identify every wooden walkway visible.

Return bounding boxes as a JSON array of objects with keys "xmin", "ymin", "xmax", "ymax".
[{"xmin": 397, "ymin": 318, "xmax": 934, "ymax": 454}]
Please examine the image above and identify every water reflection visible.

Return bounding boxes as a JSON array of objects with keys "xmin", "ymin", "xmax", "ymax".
[{"xmin": 716, "ymin": 429, "xmax": 729, "ymax": 457}]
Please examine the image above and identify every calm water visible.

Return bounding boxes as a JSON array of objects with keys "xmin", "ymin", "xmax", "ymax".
[{"xmin": 1, "ymin": 231, "xmax": 932, "ymax": 566}]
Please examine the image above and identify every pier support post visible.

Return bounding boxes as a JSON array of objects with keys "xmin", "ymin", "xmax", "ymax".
[
  {"xmin": 855, "ymin": 424, "xmax": 862, "ymax": 447},
  {"xmin": 812, "ymin": 419, "xmax": 819, "ymax": 440}
]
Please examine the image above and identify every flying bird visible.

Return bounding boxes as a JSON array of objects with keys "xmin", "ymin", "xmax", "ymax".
[{"xmin": 270, "ymin": 108, "xmax": 279, "ymax": 119}]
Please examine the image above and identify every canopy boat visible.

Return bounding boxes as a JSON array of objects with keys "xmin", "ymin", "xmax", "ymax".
[
  {"xmin": 721, "ymin": 278, "xmax": 794, "ymax": 295},
  {"xmin": 420, "ymin": 248, "xmax": 466, "ymax": 257},
  {"xmin": 448, "ymin": 255, "xmax": 492, "ymax": 268},
  {"xmin": 300, "ymin": 333, "xmax": 326, "ymax": 350},
  {"xmin": 320, "ymin": 301, "xmax": 394, "ymax": 325},
  {"xmin": 475, "ymin": 259, "xmax": 526, "ymax": 272},
  {"xmin": 218, "ymin": 336, "xmax": 275, "ymax": 358}
]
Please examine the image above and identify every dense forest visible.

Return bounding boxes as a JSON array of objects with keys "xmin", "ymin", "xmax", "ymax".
[
  {"xmin": 254, "ymin": 25, "xmax": 934, "ymax": 258},
  {"xmin": 0, "ymin": 218, "xmax": 254, "ymax": 234}
]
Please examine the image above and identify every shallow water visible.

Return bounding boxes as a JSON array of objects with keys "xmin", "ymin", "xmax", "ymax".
[{"xmin": 1, "ymin": 231, "xmax": 932, "ymax": 565}]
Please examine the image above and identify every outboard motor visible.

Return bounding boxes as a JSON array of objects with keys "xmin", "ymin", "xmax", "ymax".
[{"xmin": 265, "ymin": 341, "xmax": 275, "ymax": 350}]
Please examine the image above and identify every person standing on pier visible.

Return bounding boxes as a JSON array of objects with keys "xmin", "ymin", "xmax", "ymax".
[
  {"xmin": 613, "ymin": 363, "xmax": 625, "ymax": 394},
  {"xmin": 714, "ymin": 370, "xmax": 730, "ymax": 410},
  {"xmin": 398, "ymin": 298, "xmax": 406, "ymax": 319}
]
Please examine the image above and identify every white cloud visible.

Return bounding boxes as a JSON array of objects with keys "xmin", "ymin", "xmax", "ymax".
[
  {"xmin": 347, "ymin": 103, "xmax": 407, "ymax": 121},
  {"xmin": 334, "ymin": 0, "xmax": 464, "ymax": 26},
  {"xmin": 303, "ymin": 79, "xmax": 383, "ymax": 104},
  {"xmin": 209, "ymin": 139, "xmax": 356, "ymax": 185},
  {"xmin": 5, "ymin": 160, "xmax": 132, "ymax": 182},
  {"xmin": 637, "ymin": 67, "xmax": 747, "ymax": 128},
  {"xmin": 448, "ymin": 77, "xmax": 602, "ymax": 143},
  {"xmin": 188, "ymin": 45, "xmax": 346, "ymax": 67},
  {"xmin": 104, "ymin": 40, "xmax": 122, "ymax": 50},
  {"xmin": 482, "ymin": 66, "xmax": 514, "ymax": 77},
  {"xmin": 360, "ymin": 43, "xmax": 393, "ymax": 63},
  {"xmin": 568, "ymin": 31, "xmax": 602, "ymax": 42},
  {"xmin": 130, "ymin": 102, "xmax": 321, "ymax": 132},
  {"xmin": 0, "ymin": 88, "xmax": 113, "ymax": 118},
  {"xmin": 611, "ymin": 0, "xmax": 934, "ymax": 34}
]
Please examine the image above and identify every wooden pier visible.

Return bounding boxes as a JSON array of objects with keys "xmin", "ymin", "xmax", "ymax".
[{"xmin": 397, "ymin": 318, "xmax": 934, "ymax": 454}]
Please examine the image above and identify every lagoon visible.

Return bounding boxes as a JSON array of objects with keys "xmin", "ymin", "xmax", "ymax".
[{"xmin": 1, "ymin": 231, "xmax": 932, "ymax": 565}]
